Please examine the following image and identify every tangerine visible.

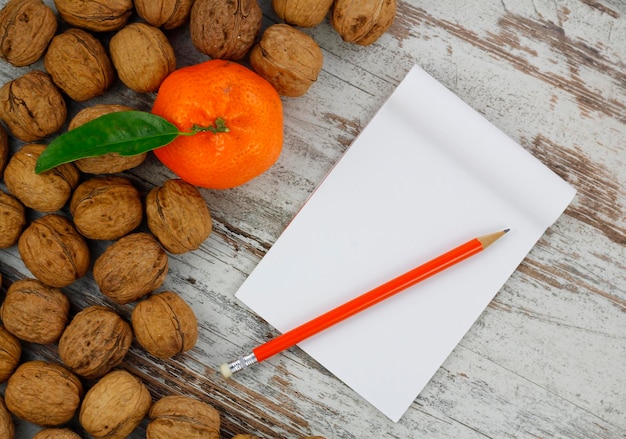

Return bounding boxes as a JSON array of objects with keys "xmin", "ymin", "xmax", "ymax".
[{"xmin": 151, "ymin": 59, "xmax": 284, "ymax": 189}]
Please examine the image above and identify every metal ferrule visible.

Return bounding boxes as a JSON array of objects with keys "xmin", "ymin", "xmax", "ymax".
[{"xmin": 227, "ymin": 352, "xmax": 258, "ymax": 375}]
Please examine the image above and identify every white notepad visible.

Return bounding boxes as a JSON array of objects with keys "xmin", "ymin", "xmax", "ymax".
[{"xmin": 235, "ymin": 65, "xmax": 576, "ymax": 422}]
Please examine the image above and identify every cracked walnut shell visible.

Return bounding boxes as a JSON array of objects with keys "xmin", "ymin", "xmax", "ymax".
[
  {"xmin": 0, "ymin": 324, "xmax": 21, "ymax": 382},
  {"xmin": 0, "ymin": 278, "xmax": 70, "ymax": 344},
  {"xmin": 80, "ymin": 369, "xmax": 152, "ymax": 439},
  {"xmin": 0, "ymin": 189, "xmax": 26, "ymax": 249},
  {"xmin": 0, "ymin": 70, "xmax": 66, "ymax": 142},
  {"xmin": 58, "ymin": 305, "xmax": 132, "ymax": 379},
  {"xmin": 44, "ymin": 28, "xmax": 115, "ymax": 102},
  {"xmin": 5, "ymin": 360, "xmax": 83, "ymax": 427},
  {"xmin": 190, "ymin": 0, "xmax": 262, "ymax": 60},
  {"xmin": 93, "ymin": 232, "xmax": 168, "ymax": 304},
  {"xmin": 250, "ymin": 24, "xmax": 323, "ymax": 97},
  {"xmin": 146, "ymin": 179, "xmax": 212, "ymax": 254},
  {"xmin": 132, "ymin": 291, "xmax": 198, "ymax": 359},
  {"xmin": 110, "ymin": 23, "xmax": 176, "ymax": 93},
  {"xmin": 54, "ymin": 0, "xmax": 132, "ymax": 32},
  {"xmin": 0, "ymin": 0, "xmax": 57, "ymax": 67},
  {"xmin": 4, "ymin": 143, "xmax": 80, "ymax": 213},
  {"xmin": 147, "ymin": 395, "xmax": 220, "ymax": 439},
  {"xmin": 135, "ymin": 0, "xmax": 194, "ymax": 29},
  {"xmin": 69, "ymin": 104, "xmax": 147, "ymax": 174},
  {"xmin": 331, "ymin": 0, "xmax": 397, "ymax": 46},
  {"xmin": 272, "ymin": 0, "xmax": 333, "ymax": 28},
  {"xmin": 70, "ymin": 176, "xmax": 143, "ymax": 240},
  {"xmin": 18, "ymin": 214, "xmax": 90, "ymax": 288}
]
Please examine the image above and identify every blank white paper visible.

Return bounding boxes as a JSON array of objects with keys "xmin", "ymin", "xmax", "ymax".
[{"xmin": 235, "ymin": 65, "xmax": 576, "ymax": 422}]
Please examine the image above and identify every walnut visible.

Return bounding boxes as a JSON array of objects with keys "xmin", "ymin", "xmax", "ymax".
[
  {"xmin": 68, "ymin": 104, "xmax": 147, "ymax": 173},
  {"xmin": 190, "ymin": 0, "xmax": 262, "ymax": 61},
  {"xmin": 79, "ymin": 369, "xmax": 152, "ymax": 439},
  {"xmin": 33, "ymin": 428, "xmax": 83, "ymax": 439},
  {"xmin": 110, "ymin": 23, "xmax": 176, "ymax": 93},
  {"xmin": 0, "ymin": 123, "xmax": 7, "ymax": 175},
  {"xmin": 0, "ymin": 189, "xmax": 26, "ymax": 249},
  {"xmin": 0, "ymin": 396, "xmax": 14, "ymax": 439},
  {"xmin": 58, "ymin": 305, "xmax": 132, "ymax": 379},
  {"xmin": 4, "ymin": 144, "xmax": 80, "ymax": 213},
  {"xmin": 0, "ymin": 71, "xmax": 66, "ymax": 142},
  {"xmin": 146, "ymin": 179, "xmax": 212, "ymax": 254},
  {"xmin": 93, "ymin": 232, "xmax": 168, "ymax": 304},
  {"xmin": 70, "ymin": 176, "xmax": 143, "ymax": 240},
  {"xmin": 44, "ymin": 28, "xmax": 115, "ymax": 102},
  {"xmin": 331, "ymin": 0, "xmax": 397, "ymax": 46},
  {"xmin": 0, "ymin": 323, "xmax": 21, "ymax": 382},
  {"xmin": 132, "ymin": 291, "xmax": 198, "ymax": 359},
  {"xmin": 18, "ymin": 214, "xmax": 90, "ymax": 288},
  {"xmin": 5, "ymin": 360, "xmax": 83, "ymax": 427},
  {"xmin": 0, "ymin": 278, "xmax": 70, "ymax": 344},
  {"xmin": 232, "ymin": 435, "xmax": 259, "ymax": 439},
  {"xmin": 250, "ymin": 24, "xmax": 323, "ymax": 97},
  {"xmin": 147, "ymin": 395, "xmax": 220, "ymax": 439},
  {"xmin": 135, "ymin": 0, "xmax": 194, "ymax": 29},
  {"xmin": 53, "ymin": 0, "xmax": 132, "ymax": 32},
  {"xmin": 272, "ymin": 0, "xmax": 333, "ymax": 28},
  {"xmin": 0, "ymin": 0, "xmax": 57, "ymax": 67}
]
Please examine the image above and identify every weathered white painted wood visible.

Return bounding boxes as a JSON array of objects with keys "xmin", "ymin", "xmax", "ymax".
[{"xmin": 0, "ymin": 0, "xmax": 624, "ymax": 437}]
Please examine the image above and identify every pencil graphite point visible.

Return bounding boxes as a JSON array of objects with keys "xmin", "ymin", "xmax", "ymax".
[{"xmin": 478, "ymin": 229, "xmax": 509, "ymax": 249}]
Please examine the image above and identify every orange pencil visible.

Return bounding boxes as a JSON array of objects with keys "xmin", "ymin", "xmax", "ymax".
[{"xmin": 220, "ymin": 229, "xmax": 509, "ymax": 378}]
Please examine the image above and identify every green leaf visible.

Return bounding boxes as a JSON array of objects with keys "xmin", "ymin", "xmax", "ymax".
[{"xmin": 35, "ymin": 111, "xmax": 181, "ymax": 174}]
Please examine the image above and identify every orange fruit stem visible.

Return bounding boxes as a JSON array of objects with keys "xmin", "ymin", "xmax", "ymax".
[{"xmin": 179, "ymin": 117, "xmax": 230, "ymax": 135}]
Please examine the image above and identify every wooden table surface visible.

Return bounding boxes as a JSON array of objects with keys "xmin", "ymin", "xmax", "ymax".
[{"xmin": 1, "ymin": 0, "xmax": 625, "ymax": 437}]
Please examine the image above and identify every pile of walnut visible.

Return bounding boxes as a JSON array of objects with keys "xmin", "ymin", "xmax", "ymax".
[{"xmin": 0, "ymin": 0, "xmax": 396, "ymax": 437}]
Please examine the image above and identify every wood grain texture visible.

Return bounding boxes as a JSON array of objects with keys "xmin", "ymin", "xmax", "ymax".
[{"xmin": 0, "ymin": 0, "xmax": 625, "ymax": 438}]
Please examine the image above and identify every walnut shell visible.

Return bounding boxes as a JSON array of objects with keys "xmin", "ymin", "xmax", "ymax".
[
  {"xmin": 272, "ymin": 0, "xmax": 333, "ymax": 28},
  {"xmin": 110, "ymin": 23, "xmax": 176, "ymax": 93},
  {"xmin": 18, "ymin": 214, "xmax": 90, "ymax": 288},
  {"xmin": 190, "ymin": 0, "xmax": 262, "ymax": 60},
  {"xmin": 33, "ymin": 428, "xmax": 82, "ymax": 439},
  {"xmin": 70, "ymin": 176, "xmax": 143, "ymax": 240},
  {"xmin": 331, "ymin": 0, "xmax": 396, "ymax": 46},
  {"xmin": 5, "ymin": 360, "xmax": 83, "ymax": 427},
  {"xmin": 53, "ymin": 0, "xmax": 132, "ymax": 32},
  {"xmin": 232, "ymin": 435, "xmax": 259, "ymax": 439},
  {"xmin": 146, "ymin": 179, "xmax": 212, "ymax": 254},
  {"xmin": 0, "ymin": 324, "xmax": 21, "ymax": 382},
  {"xmin": 132, "ymin": 291, "xmax": 198, "ymax": 359},
  {"xmin": 68, "ymin": 104, "xmax": 147, "ymax": 174},
  {"xmin": 80, "ymin": 369, "xmax": 152, "ymax": 439},
  {"xmin": 250, "ymin": 24, "xmax": 323, "ymax": 97},
  {"xmin": 147, "ymin": 395, "xmax": 220, "ymax": 439},
  {"xmin": 93, "ymin": 232, "xmax": 168, "ymax": 304},
  {"xmin": 4, "ymin": 144, "xmax": 80, "ymax": 213},
  {"xmin": 135, "ymin": 0, "xmax": 194, "ymax": 29},
  {"xmin": 0, "ymin": 70, "xmax": 66, "ymax": 142},
  {"xmin": 58, "ymin": 305, "xmax": 132, "ymax": 379},
  {"xmin": 0, "ymin": 278, "xmax": 70, "ymax": 344},
  {"xmin": 0, "ymin": 189, "xmax": 26, "ymax": 249},
  {"xmin": 0, "ymin": 123, "xmax": 7, "ymax": 175},
  {"xmin": 44, "ymin": 28, "xmax": 115, "ymax": 102},
  {"xmin": 0, "ymin": 0, "xmax": 57, "ymax": 67},
  {"xmin": 0, "ymin": 396, "xmax": 14, "ymax": 439}
]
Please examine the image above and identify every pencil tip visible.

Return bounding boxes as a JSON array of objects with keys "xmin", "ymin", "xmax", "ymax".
[{"xmin": 478, "ymin": 229, "xmax": 509, "ymax": 248}]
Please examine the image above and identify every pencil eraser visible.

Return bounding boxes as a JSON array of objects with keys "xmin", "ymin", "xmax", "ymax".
[{"xmin": 219, "ymin": 363, "xmax": 232, "ymax": 379}]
